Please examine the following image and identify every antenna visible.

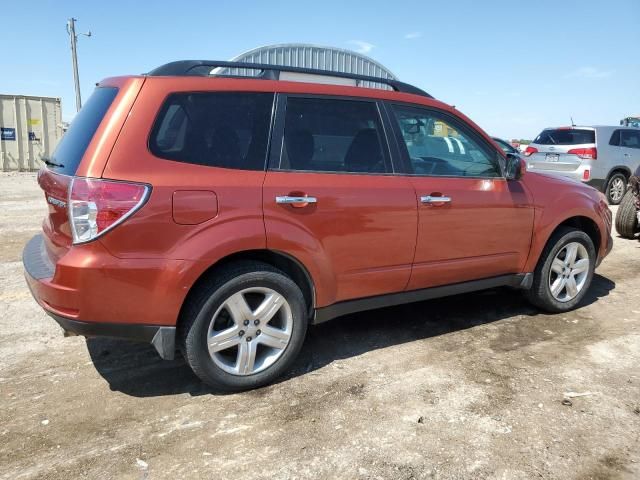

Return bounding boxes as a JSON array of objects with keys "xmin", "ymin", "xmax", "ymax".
[{"xmin": 570, "ymin": 116, "xmax": 576, "ymax": 127}]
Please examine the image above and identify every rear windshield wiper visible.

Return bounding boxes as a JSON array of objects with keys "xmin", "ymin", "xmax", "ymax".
[{"xmin": 42, "ymin": 157, "xmax": 65, "ymax": 168}]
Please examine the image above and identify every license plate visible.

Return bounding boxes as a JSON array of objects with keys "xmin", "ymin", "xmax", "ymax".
[{"xmin": 546, "ymin": 153, "xmax": 560, "ymax": 162}]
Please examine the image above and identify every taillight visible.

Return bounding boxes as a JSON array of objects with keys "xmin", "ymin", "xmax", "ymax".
[
  {"xmin": 524, "ymin": 146, "xmax": 538, "ymax": 156},
  {"xmin": 567, "ymin": 147, "xmax": 597, "ymax": 160},
  {"xmin": 583, "ymin": 169, "xmax": 591, "ymax": 181},
  {"xmin": 68, "ymin": 177, "xmax": 150, "ymax": 244}
]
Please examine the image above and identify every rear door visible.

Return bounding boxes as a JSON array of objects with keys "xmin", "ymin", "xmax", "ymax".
[
  {"xmin": 386, "ymin": 103, "xmax": 534, "ymax": 290},
  {"xmin": 620, "ymin": 129, "xmax": 640, "ymax": 171},
  {"xmin": 262, "ymin": 95, "xmax": 417, "ymax": 306},
  {"xmin": 527, "ymin": 128, "xmax": 596, "ymax": 173}
]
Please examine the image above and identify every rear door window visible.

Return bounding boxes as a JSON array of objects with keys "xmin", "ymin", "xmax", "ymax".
[
  {"xmin": 277, "ymin": 97, "xmax": 391, "ymax": 174},
  {"xmin": 49, "ymin": 87, "xmax": 118, "ymax": 175},
  {"xmin": 533, "ymin": 129, "xmax": 595, "ymax": 145},
  {"xmin": 621, "ymin": 130, "xmax": 640, "ymax": 149},
  {"xmin": 150, "ymin": 92, "xmax": 274, "ymax": 170}
]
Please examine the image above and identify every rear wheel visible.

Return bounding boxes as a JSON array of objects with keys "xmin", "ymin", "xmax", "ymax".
[
  {"xmin": 180, "ymin": 261, "xmax": 308, "ymax": 391},
  {"xmin": 615, "ymin": 190, "xmax": 639, "ymax": 239},
  {"xmin": 605, "ymin": 172, "xmax": 627, "ymax": 205},
  {"xmin": 525, "ymin": 227, "xmax": 595, "ymax": 313}
]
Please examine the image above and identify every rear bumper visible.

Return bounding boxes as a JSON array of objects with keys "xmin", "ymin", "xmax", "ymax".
[
  {"xmin": 23, "ymin": 234, "xmax": 185, "ymax": 359},
  {"xmin": 526, "ymin": 157, "xmax": 594, "ymax": 184}
]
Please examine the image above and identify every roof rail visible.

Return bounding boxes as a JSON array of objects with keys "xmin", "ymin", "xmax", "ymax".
[{"xmin": 147, "ymin": 60, "xmax": 433, "ymax": 99}]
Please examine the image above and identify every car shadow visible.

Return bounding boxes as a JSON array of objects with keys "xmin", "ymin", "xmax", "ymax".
[{"xmin": 86, "ymin": 273, "xmax": 615, "ymax": 397}]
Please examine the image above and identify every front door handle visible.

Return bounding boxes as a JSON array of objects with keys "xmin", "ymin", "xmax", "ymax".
[
  {"xmin": 421, "ymin": 195, "xmax": 452, "ymax": 204},
  {"xmin": 275, "ymin": 195, "xmax": 318, "ymax": 208}
]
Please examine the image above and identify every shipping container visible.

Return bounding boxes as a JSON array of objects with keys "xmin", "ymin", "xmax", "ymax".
[{"xmin": 0, "ymin": 94, "xmax": 63, "ymax": 171}]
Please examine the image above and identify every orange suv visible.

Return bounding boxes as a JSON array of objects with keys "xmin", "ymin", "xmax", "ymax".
[{"xmin": 23, "ymin": 61, "xmax": 613, "ymax": 391}]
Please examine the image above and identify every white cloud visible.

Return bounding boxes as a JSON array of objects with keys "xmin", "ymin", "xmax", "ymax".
[
  {"xmin": 348, "ymin": 40, "xmax": 375, "ymax": 54},
  {"xmin": 564, "ymin": 67, "xmax": 613, "ymax": 79},
  {"xmin": 404, "ymin": 32, "xmax": 422, "ymax": 39}
]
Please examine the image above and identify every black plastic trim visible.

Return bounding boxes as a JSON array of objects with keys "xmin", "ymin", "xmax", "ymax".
[
  {"xmin": 586, "ymin": 179, "xmax": 606, "ymax": 192},
  {"xmin": 48, "ymin": 312, "xmax": 176, "ymax": 360},
  {"xmin": 147, "ymin": 60, "xmax": 433, "ymax": 99},
  {"xmin": 23, "ymin": 234, "xmax": 54, "ymax": 280},
  {"xmin": 313, "ymin": 273, "xmax": 532, "ymax": 324}
]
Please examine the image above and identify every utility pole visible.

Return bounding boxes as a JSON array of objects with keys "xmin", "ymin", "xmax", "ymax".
[{"xmin": 66, "ymin": 18, "xmax": 91, "ymax": 112}]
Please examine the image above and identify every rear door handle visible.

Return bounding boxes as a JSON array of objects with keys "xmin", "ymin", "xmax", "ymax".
[
  {"xmin": 275, "ymin": 195, "xmax": 317, "ymax": 207},
  {"xmin": 421, "ymin": 195, "xmax": 452, "ymax": 204}
]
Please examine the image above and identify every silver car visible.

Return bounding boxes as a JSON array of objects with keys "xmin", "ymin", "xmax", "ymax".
[{"xmin": 525, "ymin": 126, "xmax": 640, "ymax": 204}]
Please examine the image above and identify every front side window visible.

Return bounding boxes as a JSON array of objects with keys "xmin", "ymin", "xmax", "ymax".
[
  {"xmin": 279, "ymin": 97, "xmax": 390, "ymax": 173},
  {"xmin": 392, "ymin": 105, "xmax": 501, "ymax": 177},
  {"xmin": 149, "ymin": 92, "xmax": 274, "ymax": 170},
  {"xmin": 621, "ymin": 130, "xmax": 640, "ymax": 149}
]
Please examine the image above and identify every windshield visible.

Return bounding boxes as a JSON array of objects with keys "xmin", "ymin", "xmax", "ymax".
[
  {"xmin": 492, "ymin": 138, "xmax": 517, "ymax": 154},
  {"xmin": 534, "ymin": 128, "xmax": 595, "ymax": 145}
]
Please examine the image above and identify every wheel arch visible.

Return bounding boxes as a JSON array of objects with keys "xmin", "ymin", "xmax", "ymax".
[
  {"xmin": 605, "ymin": 166, "xmax": 632, "ymax": 184},
  {"xmin": 177, "ymin": 249, "xmax": 316, "ymax": 330},
  {"xmin": 530, "ymin": 215, "xmax": 601, "ymax": 272}
]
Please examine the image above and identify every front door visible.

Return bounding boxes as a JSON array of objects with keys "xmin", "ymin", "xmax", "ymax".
[
  {"xmin": 387, "ymin": 103, "xmax": 534, "ymax": 290},
  {"xmin": 263, "ymin": 95, "xmax": 417, "ymax": 307}
]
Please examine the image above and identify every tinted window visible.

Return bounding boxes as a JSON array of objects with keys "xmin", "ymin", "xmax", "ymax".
[
  {"xmin": 279, "ymin": 97, "xmax": 389, "ymax": 173},
  {"xmin": 150, "ymin": 92, "xmax": 274, "ymax": 170},
  {"xmin": 533, "ymin": 128, "xmax": 595, "ymax": 145},
  {"xmin": 609, "ymin": 130, "xmax": 621, "ymax": 146},
  {"xmin": 621, "ymin": 130, "xmax": 640, "ymax": 149},
  {"xmin": 392, "ymin": 105, "xmax": 501, "ymax": 177},
  {"xmin": 49, "ymin": 87, "xmax": 118, "ymax": 175}
]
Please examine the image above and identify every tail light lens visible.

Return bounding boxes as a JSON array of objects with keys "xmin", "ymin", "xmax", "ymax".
[
  {"xmin": 568, "ymin": 147, "xmax": 597, "ymax": 159},
  {"xmin": 68, "ymin": 177, "xmax": 150, "ymax": 244},
  {"xmin": 583, "ymin": 169, "xmax": 591, "ymax": 181},
  {"xmin": 524, "ymin": 146, "xmax": 538, "ymax": 156}
]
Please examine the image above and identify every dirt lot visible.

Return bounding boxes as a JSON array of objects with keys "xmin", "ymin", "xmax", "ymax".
[{"xmin": 1, "ymin": 171, "xmax": 639, "ymax": 480}]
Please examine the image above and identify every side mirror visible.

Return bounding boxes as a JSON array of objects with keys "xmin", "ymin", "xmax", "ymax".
[{"xmin": 505, "ymin": 153, "xmax": 525, "ymax": 180}]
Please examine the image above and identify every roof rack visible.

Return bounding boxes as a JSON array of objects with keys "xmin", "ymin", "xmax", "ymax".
[{"xmin": 147, "ymin": 60, "xmax": 433, "ymax": 99}]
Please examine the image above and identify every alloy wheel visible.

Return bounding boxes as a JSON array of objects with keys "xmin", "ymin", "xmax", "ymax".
[
  {"xmin": 609, "ymin": 177, "xmax": 625, "ymax": 203},
  {"xmin": 207, "ymin": 287, "xmax": 293, "ymax": 375},
  {"xmin": 548, "ymin": 242, "xmax": 590, "ymax": 302}
]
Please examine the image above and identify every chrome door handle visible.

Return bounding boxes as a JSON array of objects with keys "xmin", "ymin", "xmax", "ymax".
[
  {"xmin": 421, "ymin": 195, "xmax": 451, "ymax": 204},
  {"xmin": 275, "ymin": 195, "xmax": 317, "ymax": 205}
]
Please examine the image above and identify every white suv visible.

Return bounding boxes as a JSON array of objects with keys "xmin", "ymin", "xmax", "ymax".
[{"xmin": 525, "ymin": 126, "xmax": 640, "ymax": 204}]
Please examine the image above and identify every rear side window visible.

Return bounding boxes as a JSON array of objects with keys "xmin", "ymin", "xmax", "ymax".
[
  {"xmin": 609, "ymin": 130, "xmax": 621, "ymax": 146},
  {"xmin": 279, "ymin": 97, "xmax": 390, "ymax": 173},
  {"xmin": 150, "ymin": 92, "xmax": 274, "ymax": 170},
  {"xmin": 533, "ymin": 129, "xmax": 595, "ymax": 145},
  {"xmin": 621, "ymin": 130, "xmax": 640, "ymax": 149},
  {"xmin": 49, "ymin": 87, "xmax": 118, "ymax": 175}
]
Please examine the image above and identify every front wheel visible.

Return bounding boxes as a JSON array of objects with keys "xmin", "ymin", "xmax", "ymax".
[
  {"xmin": 180, "ymin": 261, "xmax": 308, "ymax": 391},
  {"xmin": 525, "ymin": 227, "xmax": 595, "ymax": 313}
]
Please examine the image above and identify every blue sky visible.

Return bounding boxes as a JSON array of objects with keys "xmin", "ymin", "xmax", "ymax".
[{"xmin": 2, "ymin": 0, "xmax": 638, "ymax": 140}]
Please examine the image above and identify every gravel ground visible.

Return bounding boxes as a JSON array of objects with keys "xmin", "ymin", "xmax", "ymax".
[{"xmin": 1, "ymin": 171, "xmax": 639, "ymax": 480}]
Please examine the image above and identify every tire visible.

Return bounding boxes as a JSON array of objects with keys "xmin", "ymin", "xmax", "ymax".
[
  {"xmin": 525, "ymin": 227, "xmax": 596, "ymax": 313},
  {"xmin": 180, "ymin": 261, "xmax": 308, "ymax": 391},
  {"xmin": 615, "ymin": 190, "xmax": 639, "ymax": 239},
  {"xmin": 605, "ymin": 172, "xmax": 627, "ymax": 205}
]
